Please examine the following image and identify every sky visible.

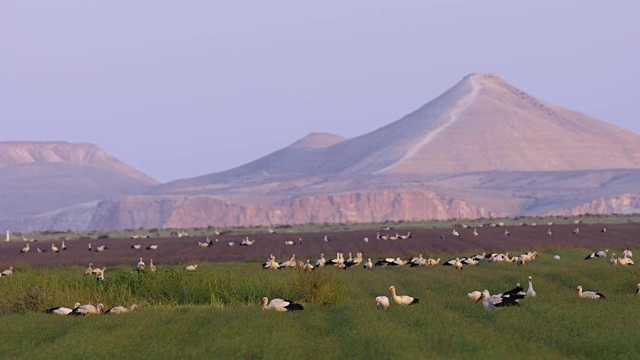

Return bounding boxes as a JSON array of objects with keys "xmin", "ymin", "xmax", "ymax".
[{"xmin": 1, "ymin": 1, "xmax": 639, "ymax": 182}]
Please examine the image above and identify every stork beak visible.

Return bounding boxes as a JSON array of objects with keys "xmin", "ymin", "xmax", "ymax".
[{"xmin": 475, "ymin": 297, "xmax": 482, "ymax": 304}]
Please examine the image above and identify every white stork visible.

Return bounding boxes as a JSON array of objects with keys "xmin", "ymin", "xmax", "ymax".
[
  {"xmin": 375, "ymin": 296, "xmax": 390, "ymax": 309},
  {"xmin": 364, "ymin": 258, "xmax": 373, "ymax": 269},
  {"xmin": 526, "ymin": 276, "xmax": 536, "ymax": 297},
  {"xmin": 1, "ymin": 266, "xmax": 13, "ymax": 277},
  {"xmin": 105, "ymin": 304, "xmax": 139, "ymax": 314},
  {"xmin": 185, "ymin": 264, "xmax": 198, "ymax": 271},
  {"xmin": 259, "ymin": 297, "xmax": 303, "ymax": 311},
  {"xmin": 476, "ymin": 290, "xmax": 520, "ymax": 310},
  {"xmin": 69, "ymin": 303, "xmax": 105, "ymax": 315},
  {"xmin": 45, "ymin": 302, "xmax": 81, "ymax": 315},
  {"xmin": 576, "ymin": 286, "xmax": 605, "ymax": 299},
  {"xmin": 387, "ymin": 286, "xmax": 419, "ymax": 305}
]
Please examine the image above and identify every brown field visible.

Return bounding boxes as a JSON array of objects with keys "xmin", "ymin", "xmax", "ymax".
[{"xmin": 0, "ymin": 222, "xmax": 636, "ymax": 268}]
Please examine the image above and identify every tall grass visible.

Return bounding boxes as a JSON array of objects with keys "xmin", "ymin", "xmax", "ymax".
[
  {"xmin": 0, "ymin": 263, "xmax": 346, "ymax": 313},
  {"xmin": 2, "ymin": 249, "xmax": 640, "ymax": 359}
]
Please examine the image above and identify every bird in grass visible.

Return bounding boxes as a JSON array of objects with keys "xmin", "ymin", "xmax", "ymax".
[
  {"xmin": 45, "ymin": 302, "xmax": 81, "ymax": 315},
  {"xmin": 259, "ymin": 297, "xmax": 304, "ymax": 312},
  {"xmin": 387, "ymin": 286, "xmax": 419, "ymax": 305},
  {"xmin": 105, "ymin": 304, "xmax": 139, "ymax": 314},
  {"xmin": 375, "ymin": 296, "xmax": 390, "ymax": 309},
  {"xmin": 576, "ymin": 286, "xmax": 605, "ymax": 299}
]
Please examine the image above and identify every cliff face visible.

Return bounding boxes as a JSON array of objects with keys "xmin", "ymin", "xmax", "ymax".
[{"xmin": 87, "ymin": 190, "xmax": 499, "ymax": 229}]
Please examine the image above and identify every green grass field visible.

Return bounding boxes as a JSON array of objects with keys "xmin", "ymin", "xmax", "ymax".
[{"xmin": 1, "ymin": 248, "xmax": 640, "ymax": 359}]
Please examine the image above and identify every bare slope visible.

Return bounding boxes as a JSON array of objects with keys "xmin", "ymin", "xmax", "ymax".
[{"xmin": 0, "ymin": 142, "xmax": 158, "ymax": 222}]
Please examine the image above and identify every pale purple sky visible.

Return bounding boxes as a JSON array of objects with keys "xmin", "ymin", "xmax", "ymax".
[{"xmin": 2, "ymin": 1, "xmax": 639, "ymax": 182}]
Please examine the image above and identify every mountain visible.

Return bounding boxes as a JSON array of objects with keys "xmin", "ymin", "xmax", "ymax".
[
  {"xmin": 5, "ymin": 73, "xmax": 640, "ymax": 231},
  {"xmin": 0, "ymin": 142, "xmax": 158, "ymax": 230},
  {"xmin": 87, "ymin": 73, "xmax": 640, "ymax": 229}
]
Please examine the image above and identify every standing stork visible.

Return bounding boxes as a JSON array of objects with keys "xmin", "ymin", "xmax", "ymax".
[{"xmin": 387, "ymin": 286, "xmax": 419, "ymax": 305}]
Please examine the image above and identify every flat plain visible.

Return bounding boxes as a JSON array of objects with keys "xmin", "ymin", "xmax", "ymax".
[{"xmin": 1, "ymin": 219, "xmax": 640, "ymax": 359}]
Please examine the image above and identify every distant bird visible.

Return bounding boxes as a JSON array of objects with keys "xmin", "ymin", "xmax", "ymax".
[
  {"xmin": 617, "ymin": 256, "xmax": 634, "ymax": 266},
  {"xmin": 61, "ymin": 241, "xmax": 66, "ymax": 251},
  {"xmin": 37, "ymin": 247, "xmax": 46, "ymax": 253},
  {"xmin": 303, "ymin": 260, "xmax": 314, "ymax": 271},
  {"xmin": 1, "ymin": 266, "xmax": 13, "ymax": 277},
  {"xmin": 573, "ymin": 227, "xmax": 580, "ymax": 235},
  {"xmin": 85, "ymin": 263, "xmax": 94, "ymax": 275},
  {"xmin": 467, "ymin": 291, "xmax": 482, "ymax": 302},
  {"xmin": 452, "ymin": 229, "xmax": 460, "ymax": 237},
  {"xmin": 553, "ymin": 255, "xmax": 561, "ymax": 260},
  {"xmin": 51, "ymin": 243, "xmax": 59, "ymax": 253},
  {"xmin": 375, "ymin": 296, "xmax": 390, "ymax": 309},
  {"xmin": 601, "ymin": 227, "xmax": 607, "ymax": 233},
  {"xmin": 227, "ymin": 241, "xmax": 234, "ymax": 247},
  {"xmin": 149, "ymin": 259, "xmax": 156, "ymax": 272},
  {"xmin": 131, "ymin": 244, "xmax": 142, "ymax": 249},
  {"xmin": 576, "ymin": 286, "xmax": 605, "ymax": 299},
  {"xmin": 105, "ymin": 304, "xmax": 139, "ymax": 314},
  {"xmin": 95, "ymin": 244, "xmax": 107, "ymax": 252},
  {"xmin": 284, "ymin": 240, "xmax": 295, "ymax": 246},
  {"xmin": 45, "ymin": 302, "xmax": 81, "ymax": 315},
  {"xmin": 636, "ymin": 283, "xmax": 640, "ymax": 296},
  {"xmin": 585, "ymin": 249, "xmax": 608, "ymax": 260},
  {"xmin": 268, "ymin": 226, "xmax": 276, "ymax": 234},
  {"xmin": 610, "ymin": 253, "xmax": 618, "ymax": 266},
  {"xmin": 476, "ymin": 290, "xmax": 521, "ymax": 310},
  {"xmin": 323, "ymin": 234, "xmax": 330, "ymax": 242},
  {"xmin": 69, "ymin": 303, "xmax": 105, "ymax": 316},
  {"xmin": 623, "ymin": 248, "xmax": 633, "ymax": 259},
  {"xmin": 387, "ymin": 286, "xmax": 419, "ymax": 305},
  {"xmin": 185, "ymin": 264, "xmax": 198, "ymax": 271},
  {"xmin": 504, "ymin": 230, "xmax": 510, "ymax": 236},
  {"xmin": 259, "ymin": 297, "xmax": 303, "ymax": 312},
  {"xmin": 473, "ymin": 229, "xmax": 479, "ymax": 237},
  {"xmin": 363, "ymin": 237, "xmax": 369, "ymax": 243},
  {"xmin": 146, "ymin": 244, "xmax": 158, "ymax": 250},
  {"xmin": 316, "ymin": 253, "xmax": 326, "ymax": 267},
  {"xmin": 547, "ymin": 228, "xmax": 553, "ymax": 236},
  {"xmin": 526, "ymin": 276, "xmax": 536, "ymax": 297},
  {"xmin": 364, "ymin": 258, "xmax": 373, "ymax": 269},
  {"xmin": 137, "ymin": 258, "xmax": 145, "ymax": 270},
  {"xmin": 96, "ymin": 267, "xmax": 106, "ymax": 281},
  {"xmin": 87, "ymin": 243, "xmax": 92, "ymax": 251},
  {"xmin": 20, "ymin": 243, "xmax": 30, "ymax": 253}
]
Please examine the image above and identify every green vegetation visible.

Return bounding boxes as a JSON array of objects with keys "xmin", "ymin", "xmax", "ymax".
[{"xmin": 1, "ymin": 248, "xmax": 640, "ymax": 359}]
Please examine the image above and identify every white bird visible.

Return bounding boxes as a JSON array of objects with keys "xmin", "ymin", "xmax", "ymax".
[
  {"xmin": 268, "ymin": 226, "xmax": 276, "ymax": 234},
  {"xmin": 363, "ymin": 237, "xmax": 369, "ymax": 243},
  {"xmin": 61, "ymin": 241, "xmax": 66, "ymax": 251},
  {"xmin": 51, "ymin": 243, "xmax": 59, "ymax": 253},
  {"xmin": 45, "ymin": 302, "xmax": 81, "ymax": 315},
  {"xmin": 105, "ymin": 304, "xmax": 139, "ymax": 314},
  {"xmin": 259, "ymin": 297, "xmax": 303, "ymax": 311},
  {"xmin": 387, "ymin": 286, "xmax": 419, "ymax": 305},
  {"xmin": 149, "ymin": 259, "xmax": 156, "ymax": 272},
  {"xmin": 85, "ymin": 263, "xmax": 94, "ymax": 275},
  {"xmin": 426, "ymin": 258, "xmax": 441, "ymax": 266},
  {"xmin": 137, "ymin": 257, "xmax": 145, "ymax": 270},
  {"xmin": 227, "ymin": 241, "xmax": 234, "ymax": 247},
  {"xmin": 623, "ymin": 248, "xmax": 633, "ymax": 258},
  {"xmin": 547, "ymin": 228, "xmax": 553, "ymax": 236},
  {"xmin": 4, "ymin": 230, "xmax": 9, "ymax": 242},
  {"xmin": 185, "ymin": 264, "xmax": 198, "ymax": 271},
  {"xmin": 576, "ymin": 286, "xmax": 605, "ymax": 299},
  {"xmin": 303, "ymin": 260, "xmax": 314, "ymax": 271},
  {"xmin": 467, "ymin": 291, "xmax": 482, "ymax": 302},
  {"xmin": 323, "ymin": 234, "xmax": 330, "ymax": 242},
  {"xmin": 636, "ymin": 283, "xmax": 640, "ymax": 296},
  {"xmin": 476, "ymin": 290, "xmax": 521, "ymax": 310},
  {"xmin": 473, "ymin": 229, "xmax": 479, "ymax": 237},
  {"xmin": 375, "ymin": 296, "xmax": 390, "ymax": 309},
  {"xmin": 96, "ymin": 267, "xmax": 106, "ymax": 281},
  {"xmin": 20, "ymin": 243, "xmax": 30, "ymax": 253},
  {"xmin": 364, "ymin": 258, "xmax": 373, "ymax": 269},
  {"xmin": 146, "ymin": 244, "xmax": 158, "ymax": 250},
  {"xmin": 88, "ymin": 243, "xmax": 92, "ymax": 251},
  {"xmin": 284, "ymin": 240, "xmax": 295, "ymax": 246},
  {"xmin": 95, "ymin": 244, "xmax": 107, "ymax": 252},
  {"xmin": 452, "ymin": 229, "xmax": 460, "ymax": 237},
  {"xmin": 1, "ymin": 266, "xmax": 14, "ymax": 277},
  {"xmin": 610, "ymin": 253, "xmax": 618, "ymax": 265},
  {"xmin": 131, "ymin": 243, "xmax": 142, "ymax": 249},
  {"xmin": 69, "ymin": 303, "xmax": 105, "ymax": 316},
  {"xmin": 553, "ymin": 255, "xmax": 561, "ymax": 260},
  {"xmin": 315, "ymin": 253, "xmax": 326, "ymax": 267},
  {"xmin": 526, "ymin": 276, "xmax": 536, "ymax": 297},
  {"xmin": 618, "ymin": 256, "xmax": 634, "ymax": 266},
  {"xmin": 37, "ymin": 247, "xmax": 45, "ymax": 253}
]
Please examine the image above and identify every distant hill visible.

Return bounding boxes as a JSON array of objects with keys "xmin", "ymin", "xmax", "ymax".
[
  {"xmin": 90, "ymin": 73, "xmax": 640, "ymax": 229},
  {"xmin": 0, "ymin": 142, "xmax": 157, "ymax": 230},
  {"xmin": 5, "ymin": 74, "xmax": 640, "ymax": 231}
]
